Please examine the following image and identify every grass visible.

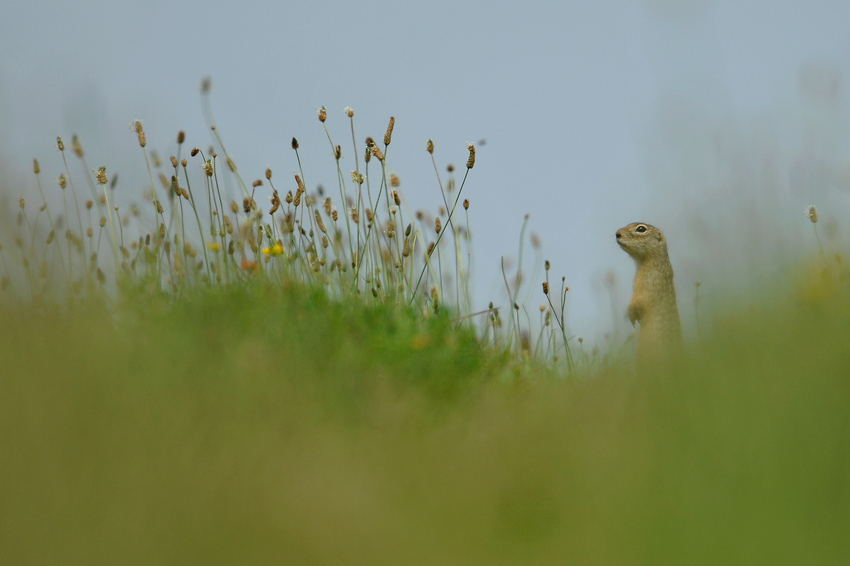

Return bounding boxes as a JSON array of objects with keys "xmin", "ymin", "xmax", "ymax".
[{"xmin": 1, "ymin": 95, "xmax": 849, "ymax": 564}]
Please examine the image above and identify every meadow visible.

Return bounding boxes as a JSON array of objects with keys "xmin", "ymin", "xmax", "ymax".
[{"xmin": 1, "ymin": 101, "xmax": 849, "ymax": 565}]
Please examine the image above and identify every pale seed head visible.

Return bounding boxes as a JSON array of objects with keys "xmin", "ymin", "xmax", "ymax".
[{"xmin": 72, "ymin": 134, "xmax": 84, "ymax": 158}]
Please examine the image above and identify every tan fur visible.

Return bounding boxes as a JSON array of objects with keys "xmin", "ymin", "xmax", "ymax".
[{"xmin": 616, "ymin": 222, "xmax": 682, "ymax": 362}]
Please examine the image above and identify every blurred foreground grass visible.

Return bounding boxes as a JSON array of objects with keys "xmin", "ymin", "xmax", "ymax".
[{"xmin": 1, "ymin": 265, "xmax": 849, "ymax": 565}]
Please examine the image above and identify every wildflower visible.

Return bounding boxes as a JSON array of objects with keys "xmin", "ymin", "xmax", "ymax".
[
  {"xmin": 384, "ymin": 116, "xmax": 395, "ymax": 146},
  {"xmin": 805, "ymin": 205, "xmax": 818, "ymax": 223},
  {"xmin": 318, "ymin": 106, "xmax": 327, "ymax": 122},
  {"xmin": 262, "ymin": 242, "xmax": 285, "ymax": 256},
  {"xmin": 201, "ymin": 160, "xmax": 214, "ymax": 176},
  {"xmin": 129, "ymin": 120, "xmax": 145, "ymax": 147},
  {"xmin": 241, "ymin": 258, "xmax": 260, "ymax": 274},
  {"xmin": 72, "ymin": 134, "xmax": 84, "ymax": 158},
  {"xmin": 207, "ymin": 241, "xmax": 221, "ymax": 252},
  {"xmin": 95, "ymin": 166, "xmax": 107, "ymax": 185},
  {"xmin": 350, "ymin": 170, "xmax": 365, "ymax": 184},
  {"xmin": 344, "ymin": 106, "xmax": 354, "ymax": 117},
  {"xmin": 314, "ymin": 209, "xmax": 327, "ymax": 233},
  {"xmin": 466, "ymin": 142, "xmax": 476, "ymax": 169}
]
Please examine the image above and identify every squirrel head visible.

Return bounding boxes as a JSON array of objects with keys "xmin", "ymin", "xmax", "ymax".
[{"xmin": 615, "ymin": 222, "xmax": 668, "ymax": 262}]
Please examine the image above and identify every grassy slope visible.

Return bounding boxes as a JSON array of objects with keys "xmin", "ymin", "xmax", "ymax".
[{"xmin": 1, "ymin": 268, "xmax": 849, "ymax": 565}]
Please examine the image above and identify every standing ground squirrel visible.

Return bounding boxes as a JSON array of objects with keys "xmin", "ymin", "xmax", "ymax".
[{"xmin": 616, "ymin": 222, "xmax": 682, "ymax": 361}]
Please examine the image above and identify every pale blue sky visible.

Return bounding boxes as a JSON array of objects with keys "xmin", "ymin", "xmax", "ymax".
[{"xmin": 2, "ymin": 0, "xmax": 850, "ymax": 341}]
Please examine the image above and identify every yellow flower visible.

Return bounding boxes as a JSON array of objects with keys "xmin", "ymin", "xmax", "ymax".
[
  {"xmin": 207, "ymin": 242, "xmax": 221, "ymax": 252},
  {"xmin": 262, "ymin": 243, "xmax": 284, "ymax": 256}
]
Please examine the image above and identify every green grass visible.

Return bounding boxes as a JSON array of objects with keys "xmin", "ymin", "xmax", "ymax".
[{"xmin": 1, "ymin": 269, "xmax": 849, "ymax": 565}]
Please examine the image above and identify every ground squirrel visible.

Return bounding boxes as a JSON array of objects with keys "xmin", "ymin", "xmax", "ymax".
[{"xmin": 616, "ymin": 222, "xmax": 682, "ymax": 361}]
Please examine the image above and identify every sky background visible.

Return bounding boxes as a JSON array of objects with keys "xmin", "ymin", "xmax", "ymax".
[{"xmin": 2, "ymin": 0, "xmax": 850, "ymax": 344}]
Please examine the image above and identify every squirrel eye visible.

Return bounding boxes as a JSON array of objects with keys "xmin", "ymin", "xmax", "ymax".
[{"xmin": 635, "ymin": 225, "xmax": 647, "ymax": 233}]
